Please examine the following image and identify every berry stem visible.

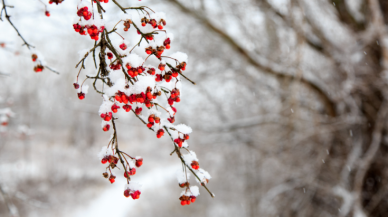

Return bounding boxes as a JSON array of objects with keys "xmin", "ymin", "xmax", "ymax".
[
  {"xmin": 111, "ymin": 0, "xmax": 154, "ymax": 16},
  {"xmin": 112, "ymin": 20, "xmax": 123, "ymax": 31},
  {"xmin": 154, "ymin": 103, "xmax": 169, "ymax": 113},
  {"xmin": 165, "ymin": 62, "xmax": 196, "ymax": 85},
  {"xmin": 103, "ymin": 30, "xmax": 134, "ymax": 85},
  {"xmin": 76, "ymin": 41, "xmax": 101, "ymax": 68},
  {"xmin": 120, "ymin": 151, "xmax": 134, "ymax": 159},
  {"xmin": 129, "ymin": 36, "xmax": 143, "ymax": 54},
  {"xmin": 111, "ymin": 118, "xmax": 131, "ymax": 183},
  {"xmin": 161, "ymin": 56, "xmax": 180, "ymax": 65},
  {"xmin": 142, "ymin": 54, "xmax": 152, "ymax": 66},
  {"xmin": 1, "ymin": 0, "xmax": 59, "ymax": 74}
]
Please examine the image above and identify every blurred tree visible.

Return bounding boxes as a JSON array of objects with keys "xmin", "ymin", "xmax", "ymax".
[{"xmin": 166, "ymin": 0, "xmax": 388, "ymax": 216}]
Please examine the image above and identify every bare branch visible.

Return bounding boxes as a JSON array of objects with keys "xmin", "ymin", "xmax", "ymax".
[{"xmin": 168, "ymin": 0, "xmax": 336, "ymax": 117}]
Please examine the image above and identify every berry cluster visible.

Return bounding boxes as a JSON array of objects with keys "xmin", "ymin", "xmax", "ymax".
[
  {"xmin": 141, "ymin": 16, "xmax": 166, "ymax": 30},
  {"xmin": 73, "ymin": 2, "xmax": 106, "ymax": 40},
  {"xmin": 77, "ymin": 6, "xmax": 92, "ymax": 20},
  {"xmin": 174, "ymin": 134, "xmax": 189, "ymax": 148},
  {"xmin": 99, "ymin": 146, "xmax": 143, "ymax": 200},
  {"xmin": 73, "ymin": 22, "xmax": 105, "ymax": 41},
  {"xmin": 177, "ymin": 172, "xmax": 201, "ymax": 206},
  {"xmin": 72, "ymin": 0, "xmax": 213, "ymax": 205},
  {"xmin": 123, "ymin": 19, "xmax": 132, "ymax": 32},
  {"xmin": 179, "ymin": 195, "xmax": 197, "ymax": 206},
  {"xmin": 123, "ymin": 182, "xmax": 142, "ymax": 200},
  {"xmin": 30, "ymin": 54, "xmax": 45, "ymax": 73}
]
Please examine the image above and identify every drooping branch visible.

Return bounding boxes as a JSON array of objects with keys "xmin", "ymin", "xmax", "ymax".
[
  {"xmin": 111, "ymin": 0, "xmax": 154, "ymax": 16},
  {"xmin": 168, "ymin": 0, "xmax": 336, "ymax": 117},
  {"xmin": 1, "ymin": 0, "xmax": 59, "ymax": 74},
  {"xmin": 1, "ymin": 0, "xmax": 34, "ymax": 50},
  {"xmin": 129, "ymin": 107, "xmax": 215, "ymax": 198},
  {"xmin": 164, "ymin": 126, "xmax": 215, "ymax": 198},
  {"xmin": 111, "ymin": 118, "xmax": 131, "ymax": 183}
]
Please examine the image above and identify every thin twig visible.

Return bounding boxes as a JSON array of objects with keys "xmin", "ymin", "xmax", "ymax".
[
  {"xmin": 76, "ymin": 41, "xmax": 101, "ymax": 68},
  {"xmin": 165, "ymin": 62, "xmax": 196, "ymax": 85},
  {"xmin": 1, "ymin": 0, "xmax": 33, "ymax": 49},
  {"xmin": 104, "ymin": 31, "xmax": 134, "ymax": 85},
  {"xmin": 111, "ymin": 118, "xmax": 131, "ymax": 183}
]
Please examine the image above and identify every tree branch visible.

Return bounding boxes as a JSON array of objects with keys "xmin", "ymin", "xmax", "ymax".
[
  {"xmin": 1, "ymin": 0, "xmax": 33, "ymax": 49},
  {"xmin": 167, "ymin": 0, "xmax": 336, "ymax": 117},
  {"xmin": 353, "ymin": 100, "xmax": 388, "ymax": 209}
]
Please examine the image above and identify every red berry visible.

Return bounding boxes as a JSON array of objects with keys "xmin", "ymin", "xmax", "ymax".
[
  {"xmin": 122, "ymin": 94, "xmax": 129, "ymax": 104},
  {"xmin": 166, "ymin": 44, "xmax": 170, "ymax": 49},
  {"xmin": 190, "ymin": 197, "xmax": 196, "ymax": 203},
  {"xmin": 184, "ymin": 134, "xmax": 189, "ymax": 140},
  {"xmin": 168, "ymin": 116, "xmax": 175, "ymax": 123},
  {"xmin": 141, "ymin": 22, "xmax": 146, "ymax": 27},
  {"xmin": 168, "ymin": 98, "xmax": 174, "ymax": 105},
  {"xmin": 111, "ymin": 104, "xmax": 120, "ymax": 113},
  {"xmin": 131, "ymin": 190, "xmax": 141, "ymax": 200},
  {"xmin": 135, "ymin": 107, "xmax": 142, "ymax": 115},
  {"xmin": 115, "ymin": 94, "xmax": 122, "ymax": 103},
  {"xmin": 156, "ymin": 129, "xmax": 164, "ymax": 138},
  {"xmin": 158, "ymin": 25, "xmax": 163, "ymax": 30},
  {"xmin": 45, "ymin": 11, "xmax": 50, "ymax": 17},
  {"xmin": 119, "ymin": 43, "xmax": 127, "ymax": 50},
  {"xmin": 158, "ymin": 64, "xmax": 165, "ymax": 71},
  {"xmin": 103, "ymin": 124, "xmax": 110, "ymax": 131},
  {"xmin": 146, "ymin": 92, "xmax": 153, "ymax": 100},
  {"xmin": 104, "ymin": 112, "xmax": 112, "ymax": 121},
  {"xmin": 181, "ymin": 200, "xmax": 187, "ymax": 206},
  {"xmin": 172, "ymin": 71, "xmax": 179, "ymax": 77},
  {"xmin": 147, "ymin": 122, "xmax": 154, "ymax": 128},
  {"xmin": 174, "ymin": 138, "xmax": 182, "ymax": 147},
  {"xmin": 123, "ymin": 104, "xmax": 132, "ymax": 112},
  {"xmin": 73, "ymin": 83, "xmax": 80, "ymax": 89},
  {"xmin": 191, "ymin": 161, "xmax": 199, "ymax": 170},
  {"xmin": 109, "ymin": 175, "xmax": 116, "ymax": 184},
  {"xmin": 124, "ymin": 189, "xmax": 130, "ymax": 198},
  {"xmin": 155, "ymin": 74, "xmax": 162, "ymax": 82},
  {"xmin": 136, "ymin": 159, "xmax": 143, "ymax": 167},
  {"xmin": 164, "ymin": 38, "xmax": 171, "ymax": 46},
  {"xmin": 101, "ymin": 158, "xmax": 108, "ymax": 164},
  {"xmin": 78, "ymin": 92, "xmax": 85, "ymax": 100}
]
